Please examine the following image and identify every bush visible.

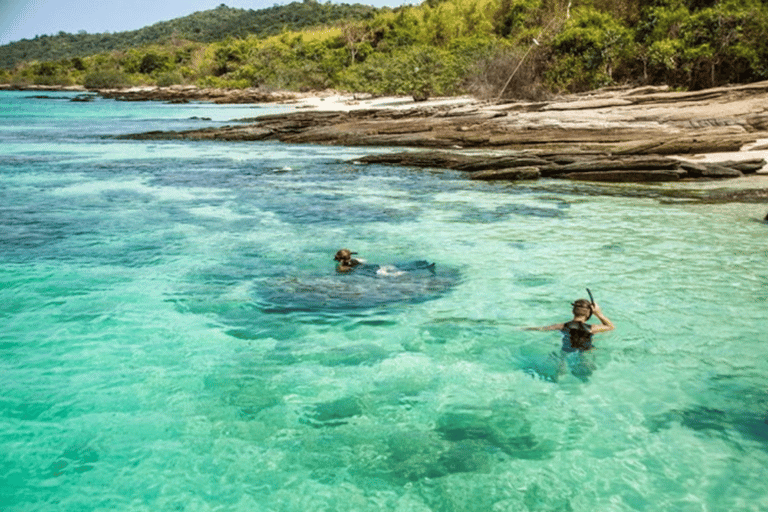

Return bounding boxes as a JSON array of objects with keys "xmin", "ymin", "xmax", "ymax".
[
  {"xmin": 155, "ymin": 70, "xmax": 185, "ymax": 87},
  {"xmin": 196, "ymin": 75, "xmax": 251, "ymax": 89},
  {"xmin": 545, "ymin": 54, "xmax": 612, "ymax": 92},
  {"xmin": 466, "ymin": 42, "xmax": 550, "ymax": 100},
  {"xmin": 83, "ymin": 70, "xmax": 132, "ymax": 89},
  {"xmin": 344, "ymin": 45, "xmax": 465, "ymax": 99}
]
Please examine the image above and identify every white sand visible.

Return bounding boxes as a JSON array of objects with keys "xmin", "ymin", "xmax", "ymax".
[
  {"xmin": 288, "ymin": 92, "xmax": 477, "ymax": 112},
  {"xmin": 674, "ymin": 138, "xmax": 768, "ymax": 175}
]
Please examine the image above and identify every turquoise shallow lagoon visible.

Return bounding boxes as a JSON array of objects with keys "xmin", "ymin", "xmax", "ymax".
[{"xmin": 1, "ymin": 90, "xmax": 767, "ymax": 511}]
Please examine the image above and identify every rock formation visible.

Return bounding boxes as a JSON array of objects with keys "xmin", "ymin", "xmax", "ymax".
[{"xmin": 111, "ymin": 81, "xmax": 768, "ymax": 182}]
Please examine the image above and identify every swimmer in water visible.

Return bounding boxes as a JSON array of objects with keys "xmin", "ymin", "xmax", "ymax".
[
  {"xmin": 526, "ymin": 298, "xmax": 614, "ymax": 350},
  {"xmin": 525, "ymin": 298, "xmax": 614, "ymax": 381},
  {"xmin": 334, "ymin": 249, "xmax": 362, "ymax": 273},
  {"xmin": 334, "ymin": 249, "xmax": 435, "ymax": 276}
]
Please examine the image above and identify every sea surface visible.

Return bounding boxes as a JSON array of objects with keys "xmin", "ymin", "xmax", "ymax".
[{"xmin": 1, "ymin": 90, "xmax": 767, "ymax": 512}]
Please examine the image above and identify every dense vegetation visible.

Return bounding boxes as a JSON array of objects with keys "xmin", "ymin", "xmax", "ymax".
[
  {"xmin": 0, "ymin": 2, "xmax": 380, "ymax": 69},
  {"xmin": 2, "ymin": 0, "xmax": 768, "ymax": 100}
]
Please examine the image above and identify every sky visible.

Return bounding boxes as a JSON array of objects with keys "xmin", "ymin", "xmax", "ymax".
[{"xmin": 0, "ymin": 0, "xmax": 418, "ymax": 46}]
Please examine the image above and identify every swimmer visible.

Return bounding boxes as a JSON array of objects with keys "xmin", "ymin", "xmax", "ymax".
[
  {"xmin": 525, "ymin": 297, "xmax": 614, "ymax": 381},
  {"xmin": 525, "ymin": 298, "xmax": 614, "ymax": 351},
  {"xmin": 334, "ymin": 249, "xmax": 362, "ymax": 273}
]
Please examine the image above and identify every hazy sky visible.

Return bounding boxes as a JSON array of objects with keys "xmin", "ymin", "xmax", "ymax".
[{"xmin": 0, "ymin": 0, "xmax": 418, "ymax": 46}]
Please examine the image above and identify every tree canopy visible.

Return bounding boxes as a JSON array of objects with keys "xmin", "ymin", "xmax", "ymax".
[{"xmin": 3, "ymin": 0, "xmax": 768, "ymax": 99}]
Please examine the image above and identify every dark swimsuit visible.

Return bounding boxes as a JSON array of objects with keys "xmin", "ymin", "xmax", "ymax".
[{"xmin": 561, "ymin": 321, "xmax": 593, "ymax": 352}]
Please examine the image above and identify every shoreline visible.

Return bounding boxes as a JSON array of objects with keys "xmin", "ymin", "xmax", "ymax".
[
  {"xmin": 0, "ymin": 83, "xmax": 477, "ymax": 109},
  {"xmin": 5, "ymin": 83, "xmax": 768, "ymax": 202}
]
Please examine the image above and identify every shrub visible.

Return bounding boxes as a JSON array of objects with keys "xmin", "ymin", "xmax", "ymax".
[
  {"xmin": 545, "ymin": 54, "xmax": 612, "ymax": 92},
  {"xmin": 196, "ymin": 75, "xmax": 251, "ymax": 89},
  {"xmin": 347, "ymin": 44, "xmax": 466, "ymax": 99},
  {"xmin": 83, "ymin": 69, "xmax": 132, "ymax": 89},
  {"xmin": 466, "ymin": 43, "xmax": 550, "ymax": 100},
  {"xmin": 155, "ymin": 70, "xmax": 185, "ymax": 87}
]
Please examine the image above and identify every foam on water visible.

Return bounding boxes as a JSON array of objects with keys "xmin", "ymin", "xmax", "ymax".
[{"xmin": 1, "ymin": 90, "xmax": 767, "ymax": 511}]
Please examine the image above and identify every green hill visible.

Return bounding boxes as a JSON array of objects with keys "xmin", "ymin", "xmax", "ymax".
[
  {"xmin": 4, "ymin": 0, "xmax": 768, "ymax": 99},
  {"xmin": 0, "ymin": 1, "xmax": 382, "ymax": 69}
]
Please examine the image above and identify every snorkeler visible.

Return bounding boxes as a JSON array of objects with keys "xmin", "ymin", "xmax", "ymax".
[
  {"xmin": 334, "ymin": 249, "xmax": 436, "ymax": 276},
  {"xmin": 526, "ymin": 298, "xmax": 614, "ymax": 349},
  {"xmin": 334, "ymin": 249, "xmax": 362, "ymax": 273},
  {"xmin": 525, "ymin": 297, "xmax": 614, "ymax": 381}
]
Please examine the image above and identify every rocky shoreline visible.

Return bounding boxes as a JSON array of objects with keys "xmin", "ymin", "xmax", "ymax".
[
  {"xmin": 0, "ymin": 83, "xmax": 300, "ymax": 103},
  {"xmin": 109, "ymin": 82, "xmax": 768, "ymax": 188},
  {"xmin": 6, "ymin": 82, "xmax": 768, "ymax": 197}
]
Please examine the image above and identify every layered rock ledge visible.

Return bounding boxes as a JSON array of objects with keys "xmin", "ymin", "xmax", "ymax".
[
  {"xmin": 352, "ymin": 152, "xmax": 765, "ymax": 183},
  {"xmin": 112, "ymin": 82, "xmax": 768, "ymax": 184}
]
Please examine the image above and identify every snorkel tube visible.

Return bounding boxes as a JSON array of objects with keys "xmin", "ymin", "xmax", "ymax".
[{"xmin": 586, "ymin": 288, "xmax": 595, "ymax": 320}]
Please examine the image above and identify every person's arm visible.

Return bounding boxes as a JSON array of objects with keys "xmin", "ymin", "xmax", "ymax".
[
  {"xmin": 524, "ymin": 323, "xmax": 564, "ymax": 331},
  {"xmin": 336, "ymin": 258, "xmax": 361, "ymax": 273},
  {"xmin": 589, "ymin": 303, "xmax": 614, "ymax": 333}
]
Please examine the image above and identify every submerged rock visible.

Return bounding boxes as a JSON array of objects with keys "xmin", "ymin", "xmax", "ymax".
[
  {"xmin": 315, "ymin": 343, "xmax": 390, "ymax": 366},
  {"xmin": 435, "ymin": 402, "xmax": 553, "ymax": 460},
  {"xmin": 302, "ymin": 396, "xmax": 364, "ymax": 428},
  {"xmin": 386, "ymin": 431, "xmax": 490, "ymax": 481},
  {"xmin": 49, "ymin": 442, "xmax": 99, "ymax": 477},
  {"xmin": 645, "ymin": 404, "xmax": 768, "ymax": 446},
  {"xmin": 256, "ymin": 263, "xmax": 460, "ymax": 313}
]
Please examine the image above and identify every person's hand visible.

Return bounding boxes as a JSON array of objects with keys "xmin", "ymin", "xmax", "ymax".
[{"xmin": 591, "ymin": 302, "xmax": 602, "ymax": 315}]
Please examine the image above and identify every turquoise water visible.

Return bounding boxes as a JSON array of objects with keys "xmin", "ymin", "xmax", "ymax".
[{"xmin": 1, "ymin": 90, "xmax": 767, "ymax": 512}]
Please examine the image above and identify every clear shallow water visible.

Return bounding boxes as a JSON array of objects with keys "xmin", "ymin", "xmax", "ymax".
[{"xmin": 1, "ymin": 90, "xmax": 767, "ymax": 512}]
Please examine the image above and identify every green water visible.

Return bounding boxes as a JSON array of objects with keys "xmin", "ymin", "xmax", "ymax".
[{"xmin": 1, "ymin": 90, "xmax": 767, "ymax": 511}]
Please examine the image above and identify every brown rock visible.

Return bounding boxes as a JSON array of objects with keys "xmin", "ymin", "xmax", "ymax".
[
  {"xmin": 715, "ymin": 158, "xmax": 766, "ymax": 173},
  {"xmin": 107, "ymin": 82, "xmax": 768, "ymax": 186},
  {"xmin": 353, "ymin": 151, "xmax": 476, "ymax": 169},
  {"xmin": 676, "ymin": 161, "xmax": 744, "ymax": 179},
  {"xmin": 564, "ymin": 170, "xmax": 687, "ymax": 182},
  {"xmin": 453, "ymin": 156, "xmax": 551, "ymax": 172},
  {"xmin": 616, "ymin": 135, "xmax": 753, "ymax": 155},
  {"xmin": 469, "ymin": 167, "xmax": 541, "ymax": 181},
  {"xmin": 554, "ymin": 156, "xmax": 681, "ymax": 173}
]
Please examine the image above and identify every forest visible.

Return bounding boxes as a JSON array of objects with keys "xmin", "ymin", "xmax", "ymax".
[{"xmin": 2, "ymin": 0, "xmax": 768, "ymax": 100}]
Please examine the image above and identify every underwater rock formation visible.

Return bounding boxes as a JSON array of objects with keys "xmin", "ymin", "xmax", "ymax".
[{"xmin": 256, "ymin": 263, "xmax": 460, "ymax": 313}]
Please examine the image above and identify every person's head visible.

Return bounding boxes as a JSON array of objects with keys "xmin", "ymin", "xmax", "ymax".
[
  {"xmin": 571, "ymin": 298, "xmax": 593, "ymax": 320},
  {"xmin": 334, "ymin": 249, "xmax": 357, "ymax": 263}
]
